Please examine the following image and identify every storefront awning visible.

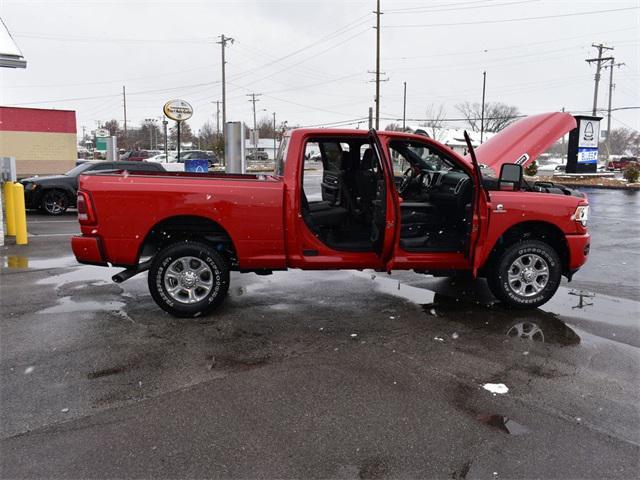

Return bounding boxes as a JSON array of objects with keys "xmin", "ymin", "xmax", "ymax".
[{"xmin": 0, "ymin": 18, "xmax": 26, "ymax": 68}]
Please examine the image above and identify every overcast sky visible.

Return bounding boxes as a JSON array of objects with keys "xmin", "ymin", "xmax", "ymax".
[{"xmin": 1, "ymin": 0, "xmax": 639, "ymax": 138}]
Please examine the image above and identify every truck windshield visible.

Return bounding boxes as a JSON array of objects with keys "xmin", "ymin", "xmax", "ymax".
[{"xmin": 274, "ymin": 135, "xmax": 290, "ymax": 176}]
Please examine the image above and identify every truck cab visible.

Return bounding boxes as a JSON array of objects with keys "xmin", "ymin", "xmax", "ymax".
[{"xmin": 72, "ymin": 112, "xmax": 590, "ymax": 317}]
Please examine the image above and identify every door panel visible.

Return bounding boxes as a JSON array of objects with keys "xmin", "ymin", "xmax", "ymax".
[
  {"xmin": 320, "ymin": 171, "xmax": 342, "ymax": 205},
  {"xmin": 464, "ymin": 131, "xmax": 491, "ymax": 276},
  {"xmin": 369, "ymin": 130, "xmax": 398, "ymax": 265}
]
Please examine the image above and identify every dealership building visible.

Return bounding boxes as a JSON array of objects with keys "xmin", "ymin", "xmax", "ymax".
[{"xmin": 0, "ymin": 106, "xmax": 77, "ymax": 176}]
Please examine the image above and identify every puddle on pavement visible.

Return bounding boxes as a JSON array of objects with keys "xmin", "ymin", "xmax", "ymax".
[
  {"xmin": 362, "ymin": 271, "xmax": 639, "ymax": 347},
  {"xmin": 38, "ymin": 296, "xmax": 125, "ymax": 314},
  {"xmin": 3, "ymin": 255, "xmax": 77, "ymax": 270},
  {"xmin": 477, "ymin": 414, "xmax": 530, "ymax": 435}
]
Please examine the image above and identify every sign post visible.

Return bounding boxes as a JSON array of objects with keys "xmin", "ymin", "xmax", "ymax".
[
  {"xmin": 163, "ymin": 99, "xmax": 193, "ymax": 162},
  {"xmin": 566, "ymin": 115, "xmax": 601, "ymax": 174}
]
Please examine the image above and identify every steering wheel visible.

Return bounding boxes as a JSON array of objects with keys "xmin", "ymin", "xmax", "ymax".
[{"xmin": 398, "ymin": 167, "xmax": 416, "ymax": 195}]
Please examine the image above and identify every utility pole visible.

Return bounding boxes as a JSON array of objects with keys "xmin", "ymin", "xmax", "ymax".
[
  {"xmin": 368, "ymin": 107, "xmax": 373, "ymax": 129},
  {"xmin": 585, "ymin": 43, "xmax": 614, "ymax": 116},
  {"xmin": 81, "ymin": 125, "xmax": 86, "ymax": 144},
  {"xmin": 122, "ymin": 86, "xmax": 127, "ymax": 147},
  {"xmin": 402, "ymin": 81, "xmax": 407, "ymax": 131},
  {"xmin": 247, "ymin": 93, "xmax": 262, "ymax": 151},
  {"xmin": 604, "ymin": 60, "xmax": 625, "ymax": 157},
  {"xmin": 374, "ymin": 0, "xmax": 382, "ymax": 129},
  {"xmin": 217, "ymin": 34, "xmax": 234, "ymax": 164},
  {"xmin": 480, "ymin": 71, "xmax": 487, "ymax": 144}
]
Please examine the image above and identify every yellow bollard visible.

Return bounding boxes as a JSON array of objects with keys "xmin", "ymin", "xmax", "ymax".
[
  {"xmin": 12, "ymin": 183, "xmax": 28, "ymax": 245},
  {"xmin": 3, "ymin": 182, "xmax": 16, "ymax": 236}
]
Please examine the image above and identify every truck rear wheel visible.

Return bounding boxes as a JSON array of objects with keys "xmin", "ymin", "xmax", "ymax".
[
  {"xmin": 487, "ymin": 240, "xmax": 561, "ymax": 309},
  {"xmin": 148, "ymin": 241, "xmax": 229, "ymax": 317}
]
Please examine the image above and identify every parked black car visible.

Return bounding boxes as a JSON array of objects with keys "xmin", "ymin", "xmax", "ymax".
[{"xmin": 20, "ymin": 161, "xmax": 165, "ymax": 215}]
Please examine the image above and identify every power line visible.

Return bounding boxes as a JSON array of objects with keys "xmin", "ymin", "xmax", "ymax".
[
  {"xmin": 385, "ymin": 6, "xmax": 639, "ymax": 28},
  {"xmin": 387, "ymin": 0, "xmax": 538, "ymax": 15}
]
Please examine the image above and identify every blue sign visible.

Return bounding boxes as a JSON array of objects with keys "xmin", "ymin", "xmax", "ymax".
[
  {"xmin": 577, "ymin": 147, "xmax": 598, "ymax": 164},
  {"xmin": 184, "ymin": 159, "xmax": 209, "ymax": 173}
]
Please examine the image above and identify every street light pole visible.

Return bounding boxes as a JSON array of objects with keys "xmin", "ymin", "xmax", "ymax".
[
  {"xmin": 402, "ymin": 81, "xmax": 407, "ymax": 131},
  {"xmin": 272, "ymin": 112, "xmax": 277, "ymax": 160}
]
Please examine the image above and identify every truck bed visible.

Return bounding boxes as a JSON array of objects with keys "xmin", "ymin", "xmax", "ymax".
[{"xmin": 76, "ymin": 171, "xmax": 286, "ymax": 268}]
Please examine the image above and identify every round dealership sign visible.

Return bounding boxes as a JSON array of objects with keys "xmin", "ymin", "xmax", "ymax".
[{"xmin": 163, "ymin": 99, "xmax": 193, "ymax": 122}]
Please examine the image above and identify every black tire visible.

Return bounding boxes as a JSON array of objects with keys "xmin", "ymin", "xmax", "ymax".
[
  {"xmin": 148, "ymin": 241, "xmax": 230, "ymax": 318},
  {"xmin": 40, "ymin": 189, "xmax": 69, "ymax": 215},
  {"xmin": 487, "ymin": 240, "xmax": 561, "ymax": 309}
]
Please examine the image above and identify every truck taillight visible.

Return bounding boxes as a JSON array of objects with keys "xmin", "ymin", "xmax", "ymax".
[
  {"xmin": 572, "ymin": 205, "xmax": 589, "ymax": 227},
  {"xmin": 77, "ymin": 191, "xmax": 96, "ymax": 224}
]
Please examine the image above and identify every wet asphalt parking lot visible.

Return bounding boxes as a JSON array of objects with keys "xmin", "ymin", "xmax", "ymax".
[{"xmin": 1, "ymin": 187, "xmax": 638, "ymax": 479}]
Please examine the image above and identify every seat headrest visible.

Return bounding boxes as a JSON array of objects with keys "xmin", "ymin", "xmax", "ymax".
[
  {"xmin": 340, "ymin": 150, "xmax": 352, "ymax": 170},
  {"xmin": 361, "ymin": 148, "xmax": 374, "ymax": 170}
]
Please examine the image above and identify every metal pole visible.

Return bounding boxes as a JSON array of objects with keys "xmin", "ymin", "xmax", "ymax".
[
  {"xmin": 177, "ymin": 121, "xmax": 181, "ymax": 161},
  {"xmin": 368, "ymin": 107, "xmax": 373, "ymax": 130},
  {"xmin": 273, "ymin": 112, "xmax": 276, "ymax": 160},
  {"xmin": 402, "ymin": 81, "xmax": 407, "ymax": 131},
  {"xmin": 149, "ymin": 123, "xmax": 153, "ymax": 150},
  {"xmin": 163, "ymin": 120, "xmax": 168, "ymax": 158},
  {"xmin": 375, "ymin": 0, "xmax": 381, "ymax": 130},
  {"xmin": 480, "ymin": 71, "xmax": 486, "ymax": 144}
]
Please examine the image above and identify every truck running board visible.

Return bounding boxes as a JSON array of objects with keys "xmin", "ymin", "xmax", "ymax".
[{"xmin": 112, "ymin": 259, "xmax": 153, "ymax": 283}]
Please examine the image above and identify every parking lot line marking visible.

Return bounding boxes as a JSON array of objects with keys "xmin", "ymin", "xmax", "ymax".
[
  {"xmin": 27, "ymin": 233, "xmax": 76, "ymax": 237},
  {"xmin": 28, "ymin": 221, "xmax": 78, "ymax": 224}
]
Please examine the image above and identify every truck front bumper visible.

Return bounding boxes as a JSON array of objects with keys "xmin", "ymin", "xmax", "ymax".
[
  {"xmin": 566, "ymin": 232, "xmax": 590, "ymax": 272},
  {"xmin": 71, "ymin": 236, "xmax": 108, "ymax": 266}
]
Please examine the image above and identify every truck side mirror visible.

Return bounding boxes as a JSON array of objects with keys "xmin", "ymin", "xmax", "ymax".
[{"xmin": 499, "ymin": 163, "xmax": 523, "ymax": 191}]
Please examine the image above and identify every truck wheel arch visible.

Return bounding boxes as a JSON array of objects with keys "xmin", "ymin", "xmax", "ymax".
[
  {"xmin": 482, "ymin": 221, "xmax": 570, "ymax": 276},
  {"xmin": 138, "ymin": 215, "xmax": 237, "ymax": 267}
]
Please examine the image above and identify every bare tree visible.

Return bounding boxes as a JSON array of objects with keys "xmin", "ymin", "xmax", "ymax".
[
  {"xmin": 197, "ymin": 121, "xmax": 216, "ymax": 151},
  {"xmin": 602, "ymin": 128, "xmax": 640, "ymax": 156},
  {"xmin": 455, "ymin": 101, "xmax": 520, "ymax": 132},
  {"xmin": 420, "ymin": 104, "xmax": 447, "ymax": 141},
  {"xmin": 103, "ymin": 119, "xmax": 120, "ymax": 136},
  {"xmin": 384, "ymin": 123, "xmax": 404, "ymax": 131},
  {"xmin": 169, "ymin": 121, "xmax": 193, "ymax": 146},
  {"xmin": 257, "ymin": 116, "xmax": 276, "ymax": 138}
]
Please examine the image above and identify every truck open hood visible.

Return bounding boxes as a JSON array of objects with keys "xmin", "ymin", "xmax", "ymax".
[{"xmin": 469, "ymin": 112, "xmax": 576, "ymax": 170}]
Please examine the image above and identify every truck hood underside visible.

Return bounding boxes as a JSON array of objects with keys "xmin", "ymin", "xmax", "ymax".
[{"xmin": 467, "ymin": 112, "xmax": 577, "ymax": 170}]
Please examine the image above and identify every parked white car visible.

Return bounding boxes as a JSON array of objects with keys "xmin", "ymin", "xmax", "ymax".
[{"xmin": 146, "ymin": 152, "xmax": 184, "ymax": 171}]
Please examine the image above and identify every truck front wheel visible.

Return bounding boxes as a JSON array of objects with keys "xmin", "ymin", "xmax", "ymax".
[
  {"xmin": 148, "ymin": 241, "xmax": 230, "ymax": 317},
  {"xmin": 487, "ymin": 240, "xmax": 561, "ymax": 309}
]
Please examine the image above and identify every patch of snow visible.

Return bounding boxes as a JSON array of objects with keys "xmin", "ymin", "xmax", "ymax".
[{"xmin": 482, "ymin": 383, "xmax": 509, "ymax": 395}]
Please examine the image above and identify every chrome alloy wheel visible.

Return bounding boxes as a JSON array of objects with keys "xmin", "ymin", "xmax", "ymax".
[
  {"xmin": 507, "ymin": 253, "xmax": 549, "ymax": 297},
  {"xmin": 163, "ymin": 256, "xmax": 214, "ymax": 304},
  {"xmin": 43, "ymin": 191, "xmax": 67, "ymax": 214},
  {"xmin": 506, "ymin": 321, "xmax": 545, "ymax": 342}
]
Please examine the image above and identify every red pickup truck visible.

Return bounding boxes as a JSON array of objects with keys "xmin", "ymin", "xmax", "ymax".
[{"xmin": 72, "ymin": 112, "xmax": 590, "ymax": 317}]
